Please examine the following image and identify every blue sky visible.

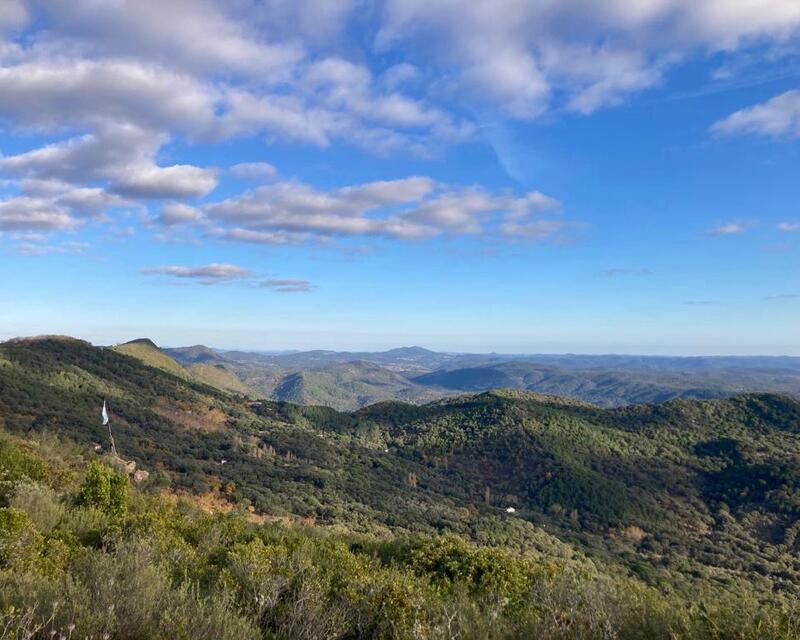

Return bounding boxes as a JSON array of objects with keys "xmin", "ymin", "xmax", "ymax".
[{"xmin": 1, "ymin": 0, "xmax": 799, "ymax": 354}]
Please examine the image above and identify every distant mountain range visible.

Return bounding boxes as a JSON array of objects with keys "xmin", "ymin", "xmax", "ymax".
[{"xmin": 100, "ymin": 340, "xmax": 798, "ymax": 410}]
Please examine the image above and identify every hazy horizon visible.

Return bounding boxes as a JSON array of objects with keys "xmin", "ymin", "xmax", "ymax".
[
  {"xmin": 2, "ymin": 1, "xmax": 799, "ymax": 357},
  {"xmin": 3, "ymin": 330, "xmax": 800, "ymax": 358}
]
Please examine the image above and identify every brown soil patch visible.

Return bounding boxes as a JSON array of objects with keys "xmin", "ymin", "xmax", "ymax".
[{"xmin": 153, "ymin": 400, "xmax": 228, "ymax": 433}]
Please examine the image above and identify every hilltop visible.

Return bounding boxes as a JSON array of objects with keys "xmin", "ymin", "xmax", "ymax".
[
  {"xmin": 113, "ymin": 338, "xmax": 191, "ymax": 379},
  {"xmin": 114, "ymin": 338, "xmax": 251, "ymax": 395}
]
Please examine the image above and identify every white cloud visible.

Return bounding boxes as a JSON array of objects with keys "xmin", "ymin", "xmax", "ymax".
[
  {"xmin": 33, "ymin": 0, "xmax": 304, "ymax": 80},
  {"xmin": 156, "ymin": 203, "xmax": 205, "ymax": 226},
  {"xmin": 203, "ymin": 177, "xmax": 567, "ymax": 243},
  {"xmin": 141, "ymin": 263, "xmax": 252, "ymax": 282},
  {"xmin": 777, "ymin": 221, "xmax": 800, "ymax": 232},
  {"xmin": 140, "ymin": 261, "xmax": 316, "ymax": 292},
  {"xmin": 209, "ymin": 227, "xmax": 302, "ymax": 245},
  {"xmin": 377, "ymin": 0, "xmax": 800, "ymax": 118},
  {"xmin": 0, "ymin": 196, "xmax": 75, "ymax": 231},
  {"xmin": 712, "ymin": 90, "xmax": 800, "ymax": 138},
  {"xmin": 0, "ymin": 0, "xmax": 28, "ymax": 34},
  {"xmin": 259, "ymin": 278, "xmax": 317, "ymax": 292},
  {"xmin": 0, "ymin": 58, "xmax": 221, "ymax": 134},
  {"xmin": 4, "ymin": 0, "xmax": 788, "ymax": 254},
  {"xmin": 114, "ymin": 164, "xmax": 218, "ymax": 199},
  {"xmin": 0, "ymin": 125, "xmax": 218, "ymax": 199}
]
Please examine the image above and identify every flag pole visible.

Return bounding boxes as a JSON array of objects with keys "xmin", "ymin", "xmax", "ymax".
[{"xmin": 103, "ymin": 400, "xmax": 117, "ymax": 458}]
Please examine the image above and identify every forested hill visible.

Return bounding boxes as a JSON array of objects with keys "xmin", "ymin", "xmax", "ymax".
[
  {"xmin": 161, "ymin": 341, "xmax": 800, "ymax": 410},
  {"xmin": 4, "ymin": 336, "xmax": 800, "ymax": 628}
]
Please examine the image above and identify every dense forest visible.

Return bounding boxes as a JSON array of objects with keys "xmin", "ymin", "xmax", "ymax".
[{"xmin": 2, "ymin": 336, "xmax": 800, "ymax": 638}]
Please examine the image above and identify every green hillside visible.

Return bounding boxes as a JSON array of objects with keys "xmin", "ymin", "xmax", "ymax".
[
  {"xmin": 186, "ymin": 362, "xmax": 252, "ymax": 395},
  {"xmin": 414, "ymin": 360, "xmax": 800, "ymax": 406},
  {"xmin": 169, "ymin": 344, "xmax": 800, "ymax": 409},
  {"xmin": 166, "ymin": 344, "xmax": 232, "ymax": 365},
  {"xmin": 3, "ymin": 337, "xmax": 800, "ymax": 637},
  {"xmin": 4, "ymin": 427, "xmax": 795, "ymax": 639},
  {"xmin": 112, "ymin": 338, "xmax": 190, "ymax": 379},
  {"xmin": 115, "ymin": 338, "xmax": 251, "ymax": 397},
  {"xmin": 271, "ymin": 361, "xmax": 448, "ymax": 410}
]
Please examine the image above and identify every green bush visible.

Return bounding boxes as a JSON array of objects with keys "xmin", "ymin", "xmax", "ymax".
[
  {"xmin": 77, "ymin": 461, "xmax": 128, "ymax": 517},
  {"xmin": 9, "ymin": 481, "xmax": 64, "ymax": 533}
]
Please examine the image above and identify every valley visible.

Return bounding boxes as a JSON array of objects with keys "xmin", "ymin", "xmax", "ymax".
[{"xmin": 119, "ymin": 339, "xmax": 800, "ymax": 410}]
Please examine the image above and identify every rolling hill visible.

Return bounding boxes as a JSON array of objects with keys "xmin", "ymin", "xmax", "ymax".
[
  {"xmin": 5, "ymin": 336, "xmax": 800, "ymax": 635},
  {"xmin": 166, "ymin": 344, "xmax": 452, "ymax": 409},
  {"xmin": 113, "ymin": 338, "xmax": 190, "ymax": 379},
  {"xmin": 114, "ymin": 338, "xmax": 251, "ymax": 396},
  {"xmin": 163, "ymin": 343, "xmax": 800, "ymax": 410},
  {"xmin": 3, "ymin": 337, "xmax": 800, "ymax": 587},
  {"xmin": 268, "ymin": 361, "xmax": 448, "ymax": 410},
  {"xmin": 413, "ymin": 360, "xmax": 800, "ymax": 406}
]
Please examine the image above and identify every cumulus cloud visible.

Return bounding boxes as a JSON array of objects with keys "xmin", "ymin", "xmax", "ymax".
[
  {"xmin": 155, "ymin": 203, "xmax": 205, "ymax": 226},
  {"xmin": 712, "ymin": 90, "xmax": 800, "ymax": 138},
  {"xmin": 209, "ymin": 227, "xmax": 302, "ymax": 245},
  {"xmin": 202, "ymin": 177, "xmax": 567, "ymax": 243},
  {"xmin": 0, "ymin": 125, "xmax": 218, "ymax": 199},
  {"xmin": 777, "ymin": 221, "xmax": 800, "ymax": 232},
  {"xmin": 3, "ymin": 0, "xmax": 792, "ymax": 254},
  {"xmin": 0, "ymin": 58, "xmax": 221, "ymax": 134},
  {"xmin": 377, "ymin": 0, "xmax": 800, "ymax": 118},
  {"xmin": 33, "ymin": 0, "xmax": 304, "ymax": 80},
  {"xmin": 0, "ymin": 195, "xmax": 81, "ymax": 231},
  {"xmin": 0, "ymin": 8, "xmax": 471, "ymax": 153},
  {"xmin": 141, "ymin": 263, "xmax": 252, "ymax": 283},
  {"xmin": 259, "ymin": 278, "xmax": 317, "ymax": 292}
]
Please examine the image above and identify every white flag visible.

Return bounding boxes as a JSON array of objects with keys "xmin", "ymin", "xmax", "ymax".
[{"xmin": 102, "ymin": 400, "xmax": 109, "ymax": 426}]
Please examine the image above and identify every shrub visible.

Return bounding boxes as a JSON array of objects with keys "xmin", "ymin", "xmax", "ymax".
[
  {"xmin": 9, "ymin": 481, "xmax": 64, "ymax": 533},
  {"xmin": 76, "ymin": 461, "xmax": 128, "ymax": 517}
]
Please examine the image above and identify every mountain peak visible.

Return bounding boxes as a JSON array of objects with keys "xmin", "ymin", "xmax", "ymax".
[
  {"xmin": 384, "ymin": 346, "xmax": 436, "ymax": 356},
  {"xmin": 122, "ymin": 338, "xmax": 160, "ymax": 349}
]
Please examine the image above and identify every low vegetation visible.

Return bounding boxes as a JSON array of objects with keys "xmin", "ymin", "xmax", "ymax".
[
  {"xmin": 2, "ymin": 429, "xmax": 800, "ymax": 639},
  {"xmin": 3, "ymin": 337, "xmax": 800, "ymax": 637}
]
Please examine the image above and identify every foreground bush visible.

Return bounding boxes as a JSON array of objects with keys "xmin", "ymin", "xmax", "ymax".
[{"xmin": 2, "ymin": 431, "xmax": 800, "ymax": 639}]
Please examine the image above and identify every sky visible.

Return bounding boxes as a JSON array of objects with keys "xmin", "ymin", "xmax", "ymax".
[{"xmin": 1, "ymin": 0, "xmax": 799, "ymax": 354}]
